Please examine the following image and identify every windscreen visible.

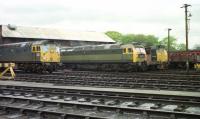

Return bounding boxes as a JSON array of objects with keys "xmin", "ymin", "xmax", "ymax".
[{"xmin": 135, "ymin": 47, "xmax": 146, "ymax": 54}]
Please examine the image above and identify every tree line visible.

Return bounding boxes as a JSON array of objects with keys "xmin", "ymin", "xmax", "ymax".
[{"xmin": 106, "ymin": 31, "xmax": 199, "ymax": 51}]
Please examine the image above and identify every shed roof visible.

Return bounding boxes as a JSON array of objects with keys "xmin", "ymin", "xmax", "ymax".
[{"xmin": 1, "ymin": 25, "xmax": 115, "ymax": 43}]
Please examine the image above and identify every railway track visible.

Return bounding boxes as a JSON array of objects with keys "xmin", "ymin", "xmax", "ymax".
[
  {"xmin": 0, "ymin": 81, "xmax": 200, "ymax": 119},
  {"xmin": 51, "ymin": 69, "xmax": 199, "ymax": 75},
  {"xmin": 147, "ymin": 69, "xmax": 200, "ymax": 75},
  {"xmin": 15, "ymin": 69, "xmax": 200, "ymax": 78},
  {"xmin": 61, "ymin": 70, "xmax": 200, "ymax": 80},
  {"xmin": 14, "ymin": 71, "xmax": 200, "ymax": 92}
]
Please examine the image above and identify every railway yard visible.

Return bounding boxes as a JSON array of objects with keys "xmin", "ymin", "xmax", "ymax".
[
  {"xmin": 0, "ymin": 29, "xmax": 199, "ymax": 119},
  {"xmin": 0, "ymin": 70, "xmax": 199, "ymax": 119},
  {"xmin": 0, "ymin": 26, "xmax": 199, "ymax": 119},
  {"xmin": 1, "ymin": 0, "xmax": 200, "ymax": 118}
]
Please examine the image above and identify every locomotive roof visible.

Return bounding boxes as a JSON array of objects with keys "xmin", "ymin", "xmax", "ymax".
[
  {"xmin": 1, "ymin": 25, "xmax": 115, "ymax": 43},
  {"xmin": 61, "ymin": 43, "xmax": 144, "ymax": 52},
  {"xmin": 0, "ymin": 40, "xmax": 51, "ymax": 47},
  {"xmin": 62, "ymin": 43, "xmax": 119, "ymax": 51}
]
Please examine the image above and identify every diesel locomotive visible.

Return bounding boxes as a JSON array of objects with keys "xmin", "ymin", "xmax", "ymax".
[
  {"xmin": 0, "ymin": 40, "xmax": 168, "ymax": 72},
  {"xmin": 146, "ymin": 45, "xmax": 168, "ymax": 69},
  {"xmin": 61, "ymin": 44, "xmax": 146, "ymax": 71},
  {"xmin": 0, "ymin": 40, "xmax": 60, "ymax": 73},
  {"xmin": 61, "ymin": 43, "xmax": 168, "ymax": 71}
]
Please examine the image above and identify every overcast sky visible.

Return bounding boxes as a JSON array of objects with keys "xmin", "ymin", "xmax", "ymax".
[{"xmin": 1, "ymin": 0, "xmax": 199, "ymax": 48}]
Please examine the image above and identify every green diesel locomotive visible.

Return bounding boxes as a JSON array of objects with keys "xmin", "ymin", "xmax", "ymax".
[
  {"xmin": 61, "ymin": 43, "xmax": 147, "ymax": 71},
  {"xmin": 0, "ymin": 40, "xmax": 60, "ymax": 73}
]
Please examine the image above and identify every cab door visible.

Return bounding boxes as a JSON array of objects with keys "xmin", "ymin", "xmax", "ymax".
[
  {"xmin": 31, "ymin": 45, "xmax": 41, "ymax": 62},
  {"xmin": 122, "ymin": 48, "xmax": 128, "ymax": 63},
  {"xmin": 122, "ymin": 48, "xmax": 133, "ymax": 63},
  {"xmin": 151, "ymin": 48, "xmax": 157, "ymax": 62}
]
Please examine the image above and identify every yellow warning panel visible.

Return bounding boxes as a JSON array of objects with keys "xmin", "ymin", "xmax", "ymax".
[{"xmin": 194, "ymin": 63, "xmax": 200, "ymax": 71}]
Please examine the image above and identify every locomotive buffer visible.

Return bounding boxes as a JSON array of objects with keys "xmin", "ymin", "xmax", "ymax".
[{"xmin": 0, "ymin": 63, "xmax": 15, "ymax": 79}]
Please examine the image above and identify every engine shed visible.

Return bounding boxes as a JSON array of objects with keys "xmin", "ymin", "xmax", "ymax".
[{"xmin": 0, "ymin": 24, "xmax": 115, "ymax": 46}]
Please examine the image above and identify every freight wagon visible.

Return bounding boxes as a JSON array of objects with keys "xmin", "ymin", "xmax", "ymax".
[{"xmin": 169, "ymin": 50, "xmax": 200, "ymax": 69}]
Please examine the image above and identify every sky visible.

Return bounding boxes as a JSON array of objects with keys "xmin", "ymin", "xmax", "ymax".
[{"xmin": 0, "ymin": 0, "xmax": 199, "ymax": 48}]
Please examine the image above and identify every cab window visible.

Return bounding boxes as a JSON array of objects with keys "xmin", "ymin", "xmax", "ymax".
[
  {"xmin": 32, "ymin": 46, "xmax": 36, "ymax": 52},
  {"xmin": 32, "ymin": 45, "xmax": 41, "ymax": 52},
  {"xmin": 128, "ymin": 48, "xmax": 132, "ymax": 53},
  {"xmin": 36, "ymin": 46, "xmax": 41, "ymax": 51},
  {"xmin": 123, "ymin": 48, "xmax": 127, "ymax": 54}
]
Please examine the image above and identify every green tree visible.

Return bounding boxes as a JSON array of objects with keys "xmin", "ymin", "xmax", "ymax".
[
  {"xmin": 194, "ymin": 44, "xmax": 200, "ymax": 50},
  {"xmin": 106, "ymin": 31, "xmax": 162, "ymax": 47},
  {"xmin": 118, "ymin": 34, "xmax": 159, "ymax": 46},
  {"xmin": 105, "ymin": 31, "xmax": 122, "ymax": 42},
  {"xmin": 159, "ymin": 36, "xmax": 186, "ymax": 51},
  {"xmin": 159, "ymin": 36, "xmax": 178, "ymax": 51},
  {"xmin": 134, "ymin": 34, "xmax": 159, "ymax": 46},
  {"xmin": 177, "ymin": 43, "xmax": 186, "ymax": 51},
  {"xmin": 120, "ymin": 34, "xmax": 135, "ymax": 43}
]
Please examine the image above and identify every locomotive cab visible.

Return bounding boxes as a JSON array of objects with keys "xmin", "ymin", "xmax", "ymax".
[
  {"xmin": 31, "ymin": 44, "xmax": 60, "ymax": 63},
  {"xmin": 122, "ymin": 44, "xmax": 146, "ymax": 63},
  {"xmin": 146, "ymin": 45, "xmax": 168, "ymax": 69},
  {"xmin": 121, "ymin": 43, "xmax": 147, "ymax": 71},
  {"xmin": 0, "ymin": 40, "xmax": 60, "ymax": 73},
  {"xmin": 30, "ymin": 42, "xmax": 60, "ymax": 73}
]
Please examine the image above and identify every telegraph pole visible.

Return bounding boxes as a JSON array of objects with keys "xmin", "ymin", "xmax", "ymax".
[
  {"xmin": 181, "ymin": 4, "xmax": 191, "ymax": 74},
  {"xmin": 167, "ymin": 28, "xmax": 172, "ymax": 64}
]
